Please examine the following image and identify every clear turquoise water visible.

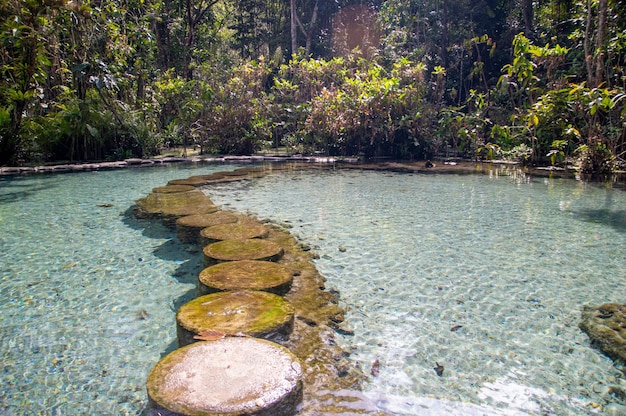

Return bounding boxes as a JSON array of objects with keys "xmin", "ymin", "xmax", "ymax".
[
  {"xmin": 0, "ymin": 163, "xmax": 243, "ymax": 415},
  {"xmin": 207, "ymin": 168, "xmax": 626, "ymax": 415},
  {"xmin": 1, "ymin": 164, "xmax": 625, "ymax": 415}
]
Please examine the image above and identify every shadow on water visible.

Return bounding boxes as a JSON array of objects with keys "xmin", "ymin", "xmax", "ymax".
[
  {"xmin": 121, "ymin": 207, "xmax": 174, "ymax": 240},
  {"xmin": 0, "ymin": 183, "xmax": 55, "ymax": 204},
  {"xmin": 575, "ymin": 208, "xmax": 626, "ymax": 233}
]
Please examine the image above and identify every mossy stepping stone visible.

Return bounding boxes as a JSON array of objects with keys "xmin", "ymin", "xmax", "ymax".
[
  {"xmin": 176, "ymin": 211, "xmax": 239, "ymax": 244},
  {"xmin": 152, "ymin": 185, "xmax": 196, "ymax": 193},
  {"xmin": 198, "ymin": 260, "xmax": 293, "ymax": 295},
  {"xmin": 167, "ymin": 177, "xmax": 212, "ymax": 187},
  {"xmin": 147, "ymin": 337, "xmax": 303, "ymax": 416},
  {"xmin": 176, "ymin": 290, "xmax": 295, "ymax": 346},
  {"xmin": 200, "ymin": 222, "xmax": 269, "ymax": 244},
  {"xmin": 135, "ymin": 190, "xmax": 218, "ymax": 226},
  {"xmin": 203, "ymin": 239, "xmax": 284, "ymax": 266},
  {"xmin": 580, "ymin": 303, "xmax": 626, "ymax": 363}
]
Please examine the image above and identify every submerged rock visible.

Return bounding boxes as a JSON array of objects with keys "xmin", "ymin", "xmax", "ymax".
[{"xmin": 580, "ymin": 303, "xmax": 626, "ymax": 363}]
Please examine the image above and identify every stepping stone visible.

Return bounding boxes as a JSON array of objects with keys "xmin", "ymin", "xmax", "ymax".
[
  {"xmin": 199, "ymin": 221, "xmax": 269, "ymax": 244},
  {"xmin": 203, "ymin": 239, "xmax": 284, "ymax": 266},
  {"xmin": 167, "ymin": 177, "xmax": 212, "ymax": 187},
  {"xmin": 198, "ymin": 260, "xmax": 294, "ymax": 295},
  {"xmin": 152, "ymin": 185, "xmax": 196, "ymax": 193},
  {"xmin": 135, "ymin": 189, "xmax": 218, "ymax": 226},
  {"xmin": 176, "ymin": 290, "xmax": 295, "ymax": 346},
  {"xmin": 176, "ymin": 211, "xmax": 239, "ymax": 244},
  {"xmin": 147, "ymin": 337, "xmax": 302, "ymax": 416}
]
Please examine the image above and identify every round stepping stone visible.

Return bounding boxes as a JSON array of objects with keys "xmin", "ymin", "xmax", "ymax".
[
  {"xmin": 203, "ymin": 239, "xmax": 284, "ymax": 266},
  {"xmin": 198, "ymin": 260, "xmax": 293, "ymax": 295},
  {"xmin": 147, "ymin": 337, "xmax": 303, "ymax": 416},
  {"xmin": 176, "ymin": 211, "xmax": 239, "ymax": 243},
  {"xmin": 176, "ymin": 290, "xmax": 295, "ymax": 346},
  {"xmin": 136, "ymin": 190, "xmax": 218, "ymax": 226},
  {"xmin": 152, "ymin": 185, "xmax": 195, "ymax": 193},
  {"xmin": 167, "ymin": 177, "xmax": 212, "ymax": 187},
  {"xmin": 200, "ymin": 222, "xmax": 269, "ymax": 244}
]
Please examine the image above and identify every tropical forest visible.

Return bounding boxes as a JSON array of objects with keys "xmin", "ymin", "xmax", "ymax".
[{"xmin": 1, "ymin": 0, "xmax": 625, "ymax": 173}]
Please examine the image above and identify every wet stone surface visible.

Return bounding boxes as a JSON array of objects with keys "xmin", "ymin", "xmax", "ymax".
[{"xmin": 580, "ymin": 303, "xmax": 626, "ymax": 363}]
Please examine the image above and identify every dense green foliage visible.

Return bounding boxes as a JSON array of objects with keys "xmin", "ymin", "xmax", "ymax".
[{"xmin": 1, "ymin": 0, "xmax": 625, "ymax": 172}]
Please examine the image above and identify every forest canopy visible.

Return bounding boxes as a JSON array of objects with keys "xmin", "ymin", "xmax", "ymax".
[{"xmin": 1, "ymin": 0, "xmax": 625, "ymax": 172}]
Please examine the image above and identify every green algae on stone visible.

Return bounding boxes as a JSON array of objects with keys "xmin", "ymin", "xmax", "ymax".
[
  {"xmin": 580, "ymin": 303, "xmax": 626, "ymax": 363},
  {"xmin": 147, "ymin": 337, "xmax": 303, "ymax": 416},
  {"xmin": 198, "ymin": 260, "xmax": 293, "ymax": 295},
  {"xmin": 135, "ymin": 189, "xmax": 218, "ymax": 226},
  {"xmin": 199, "ymin": 222, "xmax": 269, "ymax": 244},
  {"xmin": 167, "ymin": 177, "xmax": 213, "ymax": 187},
  {"xmin": 176, "ymin": 290, "xmax": 295, "ymax": 346},
  {"xmin": 203, "ymin": 239, "xmax": 284, "ymax": 266},
  {"xmin": 176, "ymin": 211, "xmax": 239, "ymax": 244},
  {"xmin": 152, "ymin": 184, "xmax": 196, "ymax": 193}
]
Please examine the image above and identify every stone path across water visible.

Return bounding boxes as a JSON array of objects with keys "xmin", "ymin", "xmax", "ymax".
[{"xmin": 133, "ymin": 164, "xmax": 378, "ymax": 416}]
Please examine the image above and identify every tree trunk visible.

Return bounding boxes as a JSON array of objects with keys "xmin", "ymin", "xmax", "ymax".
[
  {"xmin": 441, "ymin": 0, "xmax": 448, "ymax": 68},
  {"xmin": 290, "ymin": 0, "xmax": 297, "ymax": 55},
  {"xmin": 584, "ymin": 0, "xmax": 594, "ymax": 86},
  {"xmin": 522, "ymin": 0, "xmax": 534, "ymax": 36},
  {"xmin": 595, "ymin": 0, "xmax": 608, "ymax": 86}
]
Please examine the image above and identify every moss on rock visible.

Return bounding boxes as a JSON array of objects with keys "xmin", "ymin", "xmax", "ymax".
[
  {"xmin": 135, "ymin": 189, "xmax": 218, "ymax": 226},
  {"xmin": 176, "ymin": 290, "xmax": 295, "ymax": 346},
  {"xmin": 200, "ymin": 222, "xmax": 269, "ymax": 244},
  {"xmin": 580, "ymin": 303, "xmax": 626, "ymax": 363},
  {"xmin": 152, "ymin": 185, "xmax": 196, "ymax": 193},
  {"xmin": 176, "ymin": 211, "xmax": 239, "ymax": 244},
  {"xmin": 203, "ymin": 239, "xmax": 284, "ymax": 266},
  {"xmin": 198, "ymin": 260, "xmax": 293, "ymax": 295}
]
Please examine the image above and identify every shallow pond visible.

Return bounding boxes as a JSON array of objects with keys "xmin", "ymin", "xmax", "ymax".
[
  {"xmin": 207, "ymin": 167, "xmax": 626, "ymax": 416},
  {"xmin": 0, "ymin": 163, "xmax": 243, "ymax": 415},
  {"xmin": 1, "ymin": 164, "xmax": 625, "ymax": 415}
]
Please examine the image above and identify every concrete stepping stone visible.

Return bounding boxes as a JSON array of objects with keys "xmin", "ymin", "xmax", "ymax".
[
  {"xmin": 176, "ymin": 211, "xmax": 239, "ymax": 243},
  {"xmin": 147, "ymin": 337, "xmax": 302, "ymax": 416},
  {"xmin": 203, "ymin": 239, "xmax": 284, "ymax": 266},
  {"xmin": 199, "ymin": 221, "xmax": 269, "ymax": 244},
  {"xmin": 198, "ymin": 260, "xmax": 293, "ymax": 295},
  {"xmin": 176, "ymin": 290, "xmax": 295, "ymax": 346}
]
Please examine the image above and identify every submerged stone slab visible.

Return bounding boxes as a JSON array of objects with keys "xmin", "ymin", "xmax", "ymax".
[
  {"xmin": 135, "ymin": 189, "xmax": 218, "ymax": 226},
  {"xmin": 198, "ymin": 260, "xmax": 293, "ymax": 295},
  {"xmin": 203, "ymin": 239, "xmax": 284, "ymax": 266},
  {"xmin": 176, "ymin": 290, "xmax": 295, "ymax": 346},
  {"xmin": 199, "ymin": 221, "xmax": 269, "ymax": 244},
  {"xmin": 147, "ymin": 337, "xmax": 302, "ymax": 416},
  {"xmin": 580, "ymin": 303, "xmax": 626, "ymax": 363},
  {"xmin": 176, "ymin": 211, "xmax": 239, "ymax": 244}
]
